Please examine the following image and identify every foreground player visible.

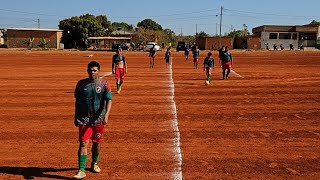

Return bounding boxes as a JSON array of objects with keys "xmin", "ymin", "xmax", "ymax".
[
  {"xmin": 149, "ymin": 44, "xmax": 156, "ymax": 68},
  {"xmin": 221, "ymin": 46, "xmax": 233, "ymax": 80},
  {"xmin": 192, "ymin": 45, "xmax": 200, "ymax": 69},
  {"xmin": 203, "ymin": 52, "xmax": 215, "ymax": 84},
  {"xmin": 73, "ymin": 61, "xmax": 112, "ymax": 179},
  {"xmin": 112, "ymin": 49, "xmax": 127, "ymax": 94}
]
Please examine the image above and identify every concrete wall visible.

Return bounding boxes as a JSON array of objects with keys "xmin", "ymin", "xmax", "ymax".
[
  {"xmin": 7, "ymin": 29, "xmax": 61, "ymax": 48},
  {"xmin": 247, "ymin": 36, "xmax": 261, "ymax": 50},
  {"xmin": 0, "ymin": 31, "xmax": 3, "ymax": 45},
  {"xmin": 260, "ymin": 31, "xmax": 298, "ymax": 50},
  {"xmin": 195, "ymin": 37, "xmax": 233, "ymax": 50}
]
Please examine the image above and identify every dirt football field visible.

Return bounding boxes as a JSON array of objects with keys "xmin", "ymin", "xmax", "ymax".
[{"xmin": 0, "ymin": 49, "xmax": 319, "ymax": 180}]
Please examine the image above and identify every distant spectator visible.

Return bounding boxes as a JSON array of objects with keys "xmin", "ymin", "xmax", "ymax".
[
  {"xmin": 290, "ymin": 44, "xmax": 294, "ymax": 50},
  {"xmin": 298, "ymin": 44, "xmax": 304, "ymax": 51},
  {"xmin": 280, "ymin": 44, "xmax": 284, "ymax": 50},
  {"xmin": 273, "ymin": 44, "xmax": 278, "ymax": 51}
]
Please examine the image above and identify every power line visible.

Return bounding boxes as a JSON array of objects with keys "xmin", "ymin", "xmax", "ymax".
[
  {"xmin": 0, "ymin": 8, "xmax": 63, "ymax": 17},
  {"xmin": 110, "ymin": 8, "xmax": 220, "ymax": 19},
  {"xmin": 224, "ymin": 8, "xmax": 319, "ymax": 18}
]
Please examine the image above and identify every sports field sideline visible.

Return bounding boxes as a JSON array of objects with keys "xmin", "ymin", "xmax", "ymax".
[{"xmin": 0, "ymin": 49, "xmax": 319, "ymax": 179}]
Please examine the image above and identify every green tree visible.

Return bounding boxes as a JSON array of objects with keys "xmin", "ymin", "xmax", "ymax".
[
  {"xmin": 38, "ymin": 38, "xmax": 49, "ymax": 49},
  {"xmin": 227, "ymin": 30, "xmax": 242, "ymax": 38},
  {"xmin": 59, "ymin": 14, "xmax": 111, "ymax": 49},
  {"xmin": 112, "ymin": 22, "xmax": 133, "ymax": 31},
  {"xmin": 137, "ymin": 19, "xmax": 163, "ymax": 31},
  {"xmin": 195, "ymin": 31, "xmax": 209, "ymax": 38},
  {"xmin": 161, "ymin": 28, "xmax": 176, "ymax": 46},
  {"xmin": 310, "ymin": 20, "xmax": 320, "ymax": 25},
  {"xmin": 23, "ymin": 36, "xmax": 34, "ymax": 50}
]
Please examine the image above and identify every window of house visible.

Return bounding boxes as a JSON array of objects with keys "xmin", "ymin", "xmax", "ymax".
[
  {"xmin": 279, "ymin": 33, "xmax": 291, "ymax": 39},
  {"xmin": 269, "ymin": 33, "xmax": 278, "ymax": 39},
  {"xmin": 292, "ymin": 33, "xmax": 298, "ymax": 40}
]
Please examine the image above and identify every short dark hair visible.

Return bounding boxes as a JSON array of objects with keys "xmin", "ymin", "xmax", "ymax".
[
  {"xmin": 208, "ymin": 52, "xmax": 212, "ymax": 56},
  {"xmin": 87, "ymin": 61, "xmax": 100, "ymax": 70}
]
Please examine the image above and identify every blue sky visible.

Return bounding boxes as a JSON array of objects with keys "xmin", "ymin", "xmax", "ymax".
[{"xmin": 1, "ymin": 0, "xmax": 319, "ymax": 35}]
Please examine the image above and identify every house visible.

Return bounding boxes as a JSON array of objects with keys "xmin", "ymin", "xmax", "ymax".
[
  {"xmin": 0, "ymin": 29, "xmax": 6, "ymax": 47},
  {"xmin": 87, "ymin": 36, "xmax": 131, "ymax": 49},
  {"xmin": 6, "ymin": 28, "xmax": 63, "ymax": 49},
  {"xmin": 252, "ymin": 24, "xmax": 320, "ymax": 50}
]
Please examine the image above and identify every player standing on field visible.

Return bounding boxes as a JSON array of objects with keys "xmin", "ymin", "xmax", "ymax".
[
  {"xmin": 112, "ymin": 49, "xmax": 127, "ymax": 94},
  {"xmin": 192, "ymin": 45, "xmax": 200, "ymax": 69},
  {"xmin": 165, "ymin": 47, "xmax": 172, "ymax": 67},
  {"xmin": 149, "ymin": 44, "xmax": 156, "ymax": 68},
  {"xmin": 203, "ymin": 52, "xmax": 215, "ymax": 84},
  {"xmin": 221, "ymin": 46, "xmax": 233, "ymax": 80},
  {"xmin": 73, "ymin": 61, "xmax": 112, "ymax": 179},
  {"xmin": 184, "ymin": 44, "xmax": 190, "ymax": 61},
  {"xmin": 218, "ymin": 45, "xmax": 225, "ymax": 67}
]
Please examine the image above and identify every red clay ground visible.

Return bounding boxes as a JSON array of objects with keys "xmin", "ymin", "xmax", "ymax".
[{"xmin": 0, "ymin": 49, "xmax": 319, "ymax": 179}]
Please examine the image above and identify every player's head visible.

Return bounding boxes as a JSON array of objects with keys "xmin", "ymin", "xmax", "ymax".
[
  {"xmin": 116, "ymin": 48, "xmax": 121, "ymax": 54},
  {"xmin": 87, "ymin": 61, "xmax": 100, "ymax": 80},
  {"xmin": 208, "ymin": 52, "xmax": 212, "ymax": 57},
  {"xmin": 225, "ymin": 46, "xmax": 229, "ymax": 52}
]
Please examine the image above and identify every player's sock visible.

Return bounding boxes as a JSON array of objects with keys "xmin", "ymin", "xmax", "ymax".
[
  {"xmin": 92, "ymin": 152, "xmax": 99, "ymax": 165},
  {"xmin": 208, "ymin": 75, "xmax": 211, "ymax": 82},
  {"xmin": 119, "ymin": 81, "xmax": 123, "ymax": 91},
  {"xmin": 226, "ymin": 70, "xmax": 230, "ymax": 79},
  {"xmin": 79, "ymin": 155, "xmax": 87, "ymax": 171}
]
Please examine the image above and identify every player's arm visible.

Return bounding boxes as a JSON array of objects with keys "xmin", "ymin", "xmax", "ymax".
[
  {"xmin": 230, "ymin": 54, "xmax": 233, "ymax": 65},
  {"xmin": 74, "ymin": 81, "xmax": 80, "ymax": 126},
  {"xmin": 123, "ymin": 56, "xmax": 127, "ymax": 73},
  {"xmin": 213, "ymin": 59, "xmax": 215, "ymax": 69},
  {"xmin": 103, "ymin": 84, "xmax": 112, "ymax": 125},
  {"xmin": 112, "ymin": 55, "xmax": 115, "ymax": 74}
]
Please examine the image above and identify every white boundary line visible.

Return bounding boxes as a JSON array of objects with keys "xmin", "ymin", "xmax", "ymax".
[
  {"xmin": 230, "ymin": 70, "xmax": 244, "ymax": 78},
  {"xmin": 168, "ymin": 64, "xmax": 183, "ymax": 180}
]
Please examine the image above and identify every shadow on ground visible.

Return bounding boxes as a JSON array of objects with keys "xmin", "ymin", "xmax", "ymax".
[{"xmin": 0, "ymin": 166, "xmax": 76, "ymax": 179}]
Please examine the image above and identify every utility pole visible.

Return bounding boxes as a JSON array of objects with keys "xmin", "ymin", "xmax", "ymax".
[
  {"xmin": 38, "ymin": 19, "xmax": 40, "ymax": 28},
  {"xmin": 219, "ymin": 6, "xmax": 223, "ymax": 49},
  {"xmin": 196, "ymin": 24, "xmax": 198, "ymax": 35},
  {"xmin": 215, "ymin": 15, "xmax": 218, "ymax": 36}
]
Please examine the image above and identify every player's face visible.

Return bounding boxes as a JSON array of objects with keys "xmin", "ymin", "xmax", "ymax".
[{"xmin": 87, "ymin": 66, "xmax": 100, "ymax": 80}]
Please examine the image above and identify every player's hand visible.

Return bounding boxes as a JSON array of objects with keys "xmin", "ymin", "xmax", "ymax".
[{"xmin": 103, "ymin": 116, "xmax": 108, "ymax": 125}]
